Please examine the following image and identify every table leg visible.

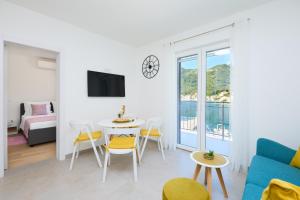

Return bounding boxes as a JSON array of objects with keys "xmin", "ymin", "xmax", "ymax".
[
  {"xmin": 206, "ymin": 167, "xmax": 212, "ymax": 197},
  {"xmin": 193, "ymin": 164, "xmax": 201, "ymax": 180},
  {"xmin": 216, "ymin": 168, "xmax": 228, "ymax": 198},
  {"xmin": 204, "ymin": 167, "xmax": 208, "ymax": 185}
]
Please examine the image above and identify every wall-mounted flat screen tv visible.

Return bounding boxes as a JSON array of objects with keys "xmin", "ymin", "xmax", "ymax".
[{"xmin": 87, "ymin": 70, "xmax": 125, "ymax": 97}]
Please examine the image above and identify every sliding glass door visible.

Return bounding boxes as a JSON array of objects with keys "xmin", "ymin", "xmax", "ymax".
[
  {"xmin": 177, "ymin": 43, "xmax": 231, "ymax": 155},
  {"xmin": 204, "ymin": 48, "xmax": 231, "ymax": 155},
  {"xmin": 177, "ymin": 55, "xmax": 199, "ymax": 148}
]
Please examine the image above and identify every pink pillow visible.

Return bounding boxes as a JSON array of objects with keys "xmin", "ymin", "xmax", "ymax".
[{"xmin": 31, "ymin": 104, "xmax": 48, "ymax": 115}]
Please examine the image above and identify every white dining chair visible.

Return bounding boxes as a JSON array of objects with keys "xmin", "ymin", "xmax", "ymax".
[
  {"xmin": 140, "ymin": 117, "xmax": 165, "ymax": 161},
  {"xmin": 69, "ymin": 120, "xmax": 103, "ymax": 170},
  {"xmin": 102, "ymin": 127, "xmax": 141, "ymax": 182}
]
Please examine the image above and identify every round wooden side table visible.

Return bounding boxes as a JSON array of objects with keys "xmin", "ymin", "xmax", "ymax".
[{"xmin": 190, "ymin": 151, "xmax": 229, "ymax": 198}]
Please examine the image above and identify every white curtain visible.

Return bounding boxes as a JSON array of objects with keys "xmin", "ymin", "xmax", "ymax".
[
  {"xmin": 163, "ymin": 44, "xmax": 178, "ymax": 150},
  {"xmin": 229, "ymin": 20, "xmax": 251, "ymax": 173}
]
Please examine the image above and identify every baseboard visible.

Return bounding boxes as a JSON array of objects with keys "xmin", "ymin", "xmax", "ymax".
[{"xmin": 7, "ymin": 132, "xmax": 18, "ymax": 136}]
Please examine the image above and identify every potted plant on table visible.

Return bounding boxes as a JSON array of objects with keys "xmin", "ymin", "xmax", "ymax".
[{"xmin": 203, "ymin": 150, "xmax": 215, "ymax": 160}]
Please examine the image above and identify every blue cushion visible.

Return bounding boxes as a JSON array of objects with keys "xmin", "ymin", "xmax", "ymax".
[
  {"xmin": 242, "ymin": 183, "xmax": 264, "ymax": 200},
  {"xmin": 247, "ymin": 155, "xmax": 300, "ymax": 187},
  {"xmin": 257, "ymin": 138, "xmax": 296, "ymax": 164}
]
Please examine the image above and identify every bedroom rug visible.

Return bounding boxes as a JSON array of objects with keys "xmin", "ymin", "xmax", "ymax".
[{"xmin": 8, "ymin": 134, "xmax": 27, "ymax": 146}]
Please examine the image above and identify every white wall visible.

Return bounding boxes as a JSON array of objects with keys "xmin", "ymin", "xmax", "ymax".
[
  {"xmin": 6, "ymin": 43, "xmax": 57, "ymax": 125},
  {"xmin": 136, "ymin": 0, "xmax": 300, "ymax": 157},
  {"xmin": 0, "ymin": 1, "xmax": 140, "ymax": 156},
  {"xmin": 246, "ymin": 0, "xmax": 300, "ymax": 156},
  {"xmin": 136, "ymin": 43, "xmax": 178, "ymax": 149}
]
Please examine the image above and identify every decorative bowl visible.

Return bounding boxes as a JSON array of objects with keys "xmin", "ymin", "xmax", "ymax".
[{"xmin": 112, "ymin": 118, "xmax": 132, "ymax": 123}]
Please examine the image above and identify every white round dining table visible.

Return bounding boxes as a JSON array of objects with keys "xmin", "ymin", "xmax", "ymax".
[{"xmin": 97, "ymin": 118, "xmax": 145, "ymax": 129}]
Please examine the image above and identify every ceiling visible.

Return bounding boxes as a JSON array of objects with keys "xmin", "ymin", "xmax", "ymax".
[{"xmin": 5, "ymin": 0, "xmax": 273, "ymax": 46}]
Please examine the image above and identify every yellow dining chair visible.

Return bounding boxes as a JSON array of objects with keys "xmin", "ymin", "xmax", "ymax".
[
  {"xmin": 140, "ymin": 117, "xmax": 165, "ymax": 161},
  {"xmin": 102, "ymin": 127, "xmax": 141, "ymax": 182},
  {"xmin": 69, "ymin": 120, "xmax": 103, "ymax": 170}
]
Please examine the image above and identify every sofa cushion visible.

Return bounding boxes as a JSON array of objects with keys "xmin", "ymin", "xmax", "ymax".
[
  {"xmin": 242, "ymin": 183, "xmax": 264, "ymax": 200},
  {"xmin": 247, "ymin": 155, "xmax": 300, "ymax": 188},
  {"xmin": 261, "ymin": 179, "xmax": 300, "ymax": 200},
  {"xmin": 257, "ymin": 138, "xmax": 296, "ymax": 165},
  {"xmin": 290, "ymin": 147, "xmax": 300, "ymax": 169}
]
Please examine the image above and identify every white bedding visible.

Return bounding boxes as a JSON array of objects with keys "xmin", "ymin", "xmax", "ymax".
[{"xmin": 20, "ymin": 113, "xmax": 56, "ymax": 131}]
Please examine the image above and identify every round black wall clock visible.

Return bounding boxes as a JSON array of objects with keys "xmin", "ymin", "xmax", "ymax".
[{"xmin": 142, "ymin": 55, "xmax": 160, "ymax": 79}]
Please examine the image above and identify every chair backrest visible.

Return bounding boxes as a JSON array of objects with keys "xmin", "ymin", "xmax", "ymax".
[
  {"xmin": 146, "ymin": 117, "xmax": 162, "ymax": 132},
  {"xmin": 104, "ymin": 127, "xmax": 141, "ymax": 146},
  {"xmin": 69, "ymin": 120, "xmax": 93, "ymax": 137}
]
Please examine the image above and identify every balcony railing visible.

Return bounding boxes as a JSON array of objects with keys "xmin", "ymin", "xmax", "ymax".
[{"xmin": 180, "ymin": 101, "xmax": 231, "ymax": 141}]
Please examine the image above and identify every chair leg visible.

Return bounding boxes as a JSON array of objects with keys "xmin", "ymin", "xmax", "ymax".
[
  {"xmin": 102, "ymin": 151, "xmax": 109, "ymax": 182},
  {"xmin": 133, "ymin": 150, "xmax": 138, "ymax": 182},
  {"xmin": 91, "ymin": 140, "xmax": 102, "ymax": 168},
  {"xmin": 140, "ymin": 136, "xmax": 149, "ymax": 161},
  {"xmin": 69, "ymin": 143, "xmax": 78, "ymax": 170},
  {"xmin": 98, "ymin": 144, "xmax": 104, "ymax": 155},
  {"xmin": 136, "ymin": 140, "xmax": 141, "ymax": 164},
  {"xmin": 157, "ymin": 139, "xmax": 161, "ymax": 152},
  {"xmin": 76, "ymin": 143, "xmax": 80, "ymax": 159},
  {"xmin": 108, "ymin": 153, "xmax": 111, "ymax": 166},
  {"xmin": 140, "ymin": 137, "xmax": 145, "ymax": 148},
  {"xmin": 159, "ymin": 138, "xmax": 165, "ymax": 160}
]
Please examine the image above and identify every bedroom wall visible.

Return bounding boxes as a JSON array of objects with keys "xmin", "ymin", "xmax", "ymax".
[
  {"xmin": 0, "ymin": 1, "xmax": 140, "ymax": 158},
  {"xmin": 6, "ymin": 43, "xmax": 57, "ymax": 126},
  {"xmin": 135, "ymin": 0, "xmax": 300, "ymax": 158}
]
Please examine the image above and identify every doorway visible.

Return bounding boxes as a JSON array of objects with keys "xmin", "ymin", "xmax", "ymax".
[
  {"xmin": 177, "ymin": 42, "xmax": 232, "ymax": 155},
  {"xmin": 5, "ymin": 42, "xmax": 57, "ymax": 169},
  {"xmin": 0, "ymin": 37, "xmax": 65, "ymax": 177}
]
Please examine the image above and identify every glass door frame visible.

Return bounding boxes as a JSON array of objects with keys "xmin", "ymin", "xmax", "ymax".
[
  {"xmin": 176, "ymin": 41, "xmax": 230, "ymax": 152},
  {"xmin": 200, "ymin": 41, "xmax": 230, "ymax": 152},
  {"xmin": 176, "ymin": 48, "xmax": 202, "ymax": 151}
]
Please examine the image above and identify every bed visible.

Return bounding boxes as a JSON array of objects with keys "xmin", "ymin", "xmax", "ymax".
[{"xmin": 19, "ymin": 103, "xmax": 56, "ymax": 146}]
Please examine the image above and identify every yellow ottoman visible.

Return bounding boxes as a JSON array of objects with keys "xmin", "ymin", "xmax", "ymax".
[{"xmin": 162, "ymin": 178, "xmax": 210, "ymax": 200}]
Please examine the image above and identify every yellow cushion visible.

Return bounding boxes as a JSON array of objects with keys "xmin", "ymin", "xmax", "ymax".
[
  {"xmin": 261, "ymin": 179, "xmax": 300, "ymax": 200},
  {"xmin": 108, "ymin": 136, "xmax": 135, "ymax": 149},
  {"xmin": 290, "ymin": 147, "xmax": 300, "ymax": 168},
  {"xmin": 140, "ymin": 128, "xmax": 160, "ymax": 137},
  {"xmin": 74, "ymin": 131, "xmax": 102, "ymax": 143},
  {"xmin": 162, "ymin": 178, "xmax": 210, "ymax": 200}
]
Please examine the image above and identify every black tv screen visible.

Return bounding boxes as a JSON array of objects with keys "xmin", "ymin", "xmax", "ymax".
[{"xmin": 87, "ymin": 70, "xmax": 125, "ymax": 97}]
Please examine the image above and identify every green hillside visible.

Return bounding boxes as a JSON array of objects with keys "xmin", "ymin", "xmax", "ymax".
[
  {"xmin": 206, "ymin": 64, "xmax": 230, "ymax": 96},
  {"xmin": 181, "ymin": 64, "xmax": 230, "ymax": 97},
  {"xmin": 180, "ymin": 68, "xmax": 197, "ymax": 96}
]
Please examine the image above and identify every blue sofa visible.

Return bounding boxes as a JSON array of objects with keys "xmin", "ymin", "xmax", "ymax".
[{"xmin": 242, "ymin": 138, "xmax": 300, "ymax": 200}]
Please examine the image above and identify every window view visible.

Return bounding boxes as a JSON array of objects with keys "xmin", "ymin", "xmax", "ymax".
[
  {"xmin": 177, "ymin": 47, "xmax": 231, "ymax": 154},
  {"xmin": 178, "ymin": 55, "xmax": 198, "ymax": 148},
  {"xmin": 205, "ymin": 48, "xmax": 231, "ymax": 155}
]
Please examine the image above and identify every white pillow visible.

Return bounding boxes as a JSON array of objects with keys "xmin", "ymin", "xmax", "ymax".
[{"xmin": 24, "ymin": 101, "xmax": 51, "ymax": 116}]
